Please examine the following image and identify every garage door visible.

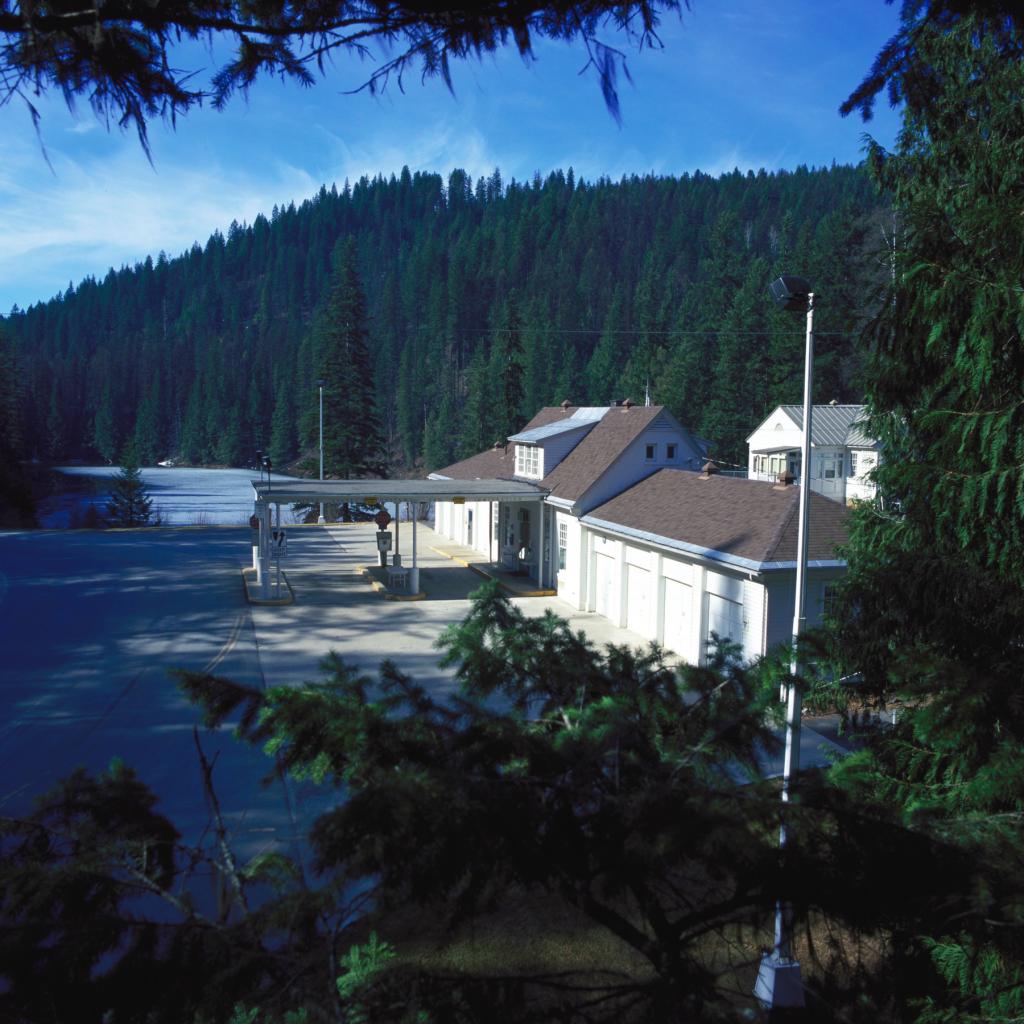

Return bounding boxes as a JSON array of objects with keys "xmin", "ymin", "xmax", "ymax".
[
  {"xmin": 706, "ymin": 593, "xmax": 744, "ymax": 653},
  {"xmin": 662, "ymin": 578, "xmax": 691, "ymax": 656},
  {"xmin": 626, "ymin": 564, "xmax": 652, "ymax": 637},
  {"xmin": 594, "ymin": 552, "xmax": 616, "ymax": 619}
]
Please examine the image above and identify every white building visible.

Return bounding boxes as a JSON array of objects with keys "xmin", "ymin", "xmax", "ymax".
[
  {"xmin": 746, "ymin": 403, "xmax": 879, "ymax": 504},
  {"xmin": 432, "ymin": 403, "xmax": 849, "ymax": 665}
]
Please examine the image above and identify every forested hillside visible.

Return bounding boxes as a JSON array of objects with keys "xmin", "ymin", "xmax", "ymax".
[{"xmin": 3, "ymin": 164, "xmax": 884, "ymax": 472}]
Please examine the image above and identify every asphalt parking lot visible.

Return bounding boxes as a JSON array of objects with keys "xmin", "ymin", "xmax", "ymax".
[{"xmin": 0, "ymin": 522, "xmax": 842, "ymax": 860}]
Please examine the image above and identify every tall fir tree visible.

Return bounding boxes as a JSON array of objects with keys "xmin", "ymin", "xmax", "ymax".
[
  {"xmin": 832, "ymin": 10, "xmax": 1024, "ymax": 1021},
  {"xmin": 312, "ymin": 238, "xmax": 386, "ymax": 478}
]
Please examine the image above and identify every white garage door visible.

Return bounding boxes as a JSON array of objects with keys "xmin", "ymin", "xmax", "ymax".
[
  {"xmin": 594, "ymin": 552, "xmax": 616, "ymax": 619},
  {"xmin": 706, "ymin": 593, "xmax": 744, "ymax": 653},
  {"xmin": 662, "ymin": 578, "xmax": 691, "ymax": 656},
  {"xmin": 626, "ymin": 564, "xmax": 652, "ymax": 637}
]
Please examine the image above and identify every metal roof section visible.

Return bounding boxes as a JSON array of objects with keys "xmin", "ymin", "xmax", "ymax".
[
  {"xmin": 778, "ymin": 404, "xmax": 877, "ymax": 448},
  {"xmin": 252, "ymin": 478, "xmax": 547, "ymax": 504},
  {"xmin": 507, "ymin": 406, "xmax": 609, "ymax": 443}
]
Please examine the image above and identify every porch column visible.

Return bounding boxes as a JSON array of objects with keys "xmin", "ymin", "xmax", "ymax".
[{"xmin": 537, "ymin": 500, "xmax": 545, "ymax": 587}]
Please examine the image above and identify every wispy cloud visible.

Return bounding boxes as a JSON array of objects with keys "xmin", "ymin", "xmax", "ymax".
[{"xmin": 0, "ymin": 134, "xmax": 321, "ymax": 310}]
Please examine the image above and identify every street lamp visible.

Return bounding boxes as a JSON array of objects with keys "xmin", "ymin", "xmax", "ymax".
[
  {"xmin": 755, "ymin": 274, "xmax": 814, "ymax": 1011},
  {"xmin": 317, "ymin": 379, "xmax": 326, "ymax": 525}
]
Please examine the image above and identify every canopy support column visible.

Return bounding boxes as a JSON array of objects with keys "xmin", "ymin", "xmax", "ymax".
[
  {"xmin": 410, "ymin": 505, "xmax": 419, "ymax": 594},
  {"xmin": 258, "ymin": 503, "xmax": 271, "ymax": 599}
]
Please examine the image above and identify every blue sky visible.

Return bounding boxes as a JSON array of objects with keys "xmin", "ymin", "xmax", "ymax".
[{"xmin": 0, "ymin": 0, "xmax": 903, "ymax": 315}]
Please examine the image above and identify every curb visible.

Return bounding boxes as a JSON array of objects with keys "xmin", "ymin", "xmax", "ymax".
[
  {"xmin": 360, "ymin": 567, "xmax": 426, "ymax": 601},
  {"xmin": 241, "ymin": 566, "xmax": 295, "ymax": 605},
  {"xmin": 428, "ymin": 545, "xmax": 556, "ymax": 598}
]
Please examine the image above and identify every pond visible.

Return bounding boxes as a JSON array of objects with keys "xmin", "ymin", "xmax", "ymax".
[{"xmin": 39, "ymin": 466, "xmax": 307, "ymax": 528}]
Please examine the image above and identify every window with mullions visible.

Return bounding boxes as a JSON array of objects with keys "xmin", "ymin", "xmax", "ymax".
[
  {"xmin": 557, "ymin": 522, "xmax": 568, "ymax": 571},
  {"xmin": 515, "ymin": 444, "xmax": 540, "ymax": 477}
]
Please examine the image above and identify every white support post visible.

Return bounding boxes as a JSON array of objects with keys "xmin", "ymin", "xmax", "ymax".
[
  {"xmin": 410, "ymin": 506, "xmax": 419, "ymax": 594},
  {"xmin": 537, "ymin": 501, "xmax": 545, "ymax": 588},
  {"xmin": 275, "ymin": 502, "xmax": 282, "ymax": 598},
  {"xmin": 259, "ymin": 504, "xmax": 271, "ymax": 599},
  {"xmin": 252, "ymin": 501, "xmax": 261, "ymax": 571}
]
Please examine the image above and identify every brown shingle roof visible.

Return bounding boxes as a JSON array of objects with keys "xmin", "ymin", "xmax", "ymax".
[
  {"xmin": 542, "ymin": 405, "xmax": 663, "ymax": 501},
  {"xmin": 585, "ymin": 469, "xmax": 849, "ymax": 566},
  {"xmin": 434, "ymin": 406, "xmax": 579, "ymax": 480}
]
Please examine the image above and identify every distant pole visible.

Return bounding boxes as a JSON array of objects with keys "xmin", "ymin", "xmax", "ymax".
[
  {"xmin": 317, "ymin": 379, "xmax": 326, "ymax": 525},
  {"xmin": 756, "ymin": 277, "xmax": 815, "ymax": 1011}
]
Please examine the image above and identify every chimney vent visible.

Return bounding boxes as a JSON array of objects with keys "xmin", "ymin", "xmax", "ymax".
[
  {"xmin": 701, "ymin": 460, "xmax": 718, "ymax": 477},
  {"xmin": 492, "ymin": 439, "xmax": 504, "ymax": 450},
  {"xmin": 774, "ymin": 469, "xmax": 795, "ymax": 488},
  {"xmin": 622, "ymin": 398, "xmax": 634, "ymax": 410},
  {"xmin": 561, "ymin": 399, "xmax": 571, "ymax": 410}
]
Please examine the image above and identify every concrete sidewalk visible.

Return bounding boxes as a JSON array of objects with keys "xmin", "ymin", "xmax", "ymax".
[{"xmin": 249, "ymin": 522, "xmax": 846, "ymax": 775}]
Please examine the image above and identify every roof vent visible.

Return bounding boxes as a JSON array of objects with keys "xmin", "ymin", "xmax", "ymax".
[
  {"xmin": 492, "ymin": 440, "xmax": 504, "ymax": 450},
  {"xmin": 774, "ymin": 469, "xmax": 795, "ymax": 488},
  {"xmin": 560, "ymin": 399, "xmax": 571, "ymax": 410},
  {"xmin": 622, "ymin": 398, "xmax": 634, "ymax": 409},
  {"xmin": 829, "ymin": 398, "xmax": 838, "ymax": 406},
  {"xmin": 701, "ymin": 460, "xmax": 718, "ymax": 477}
]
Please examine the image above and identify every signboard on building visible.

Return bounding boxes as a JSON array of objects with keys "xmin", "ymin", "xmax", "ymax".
[{"xmin": 376, "ymin": 531, "xmax": 393, "ymax": 552}]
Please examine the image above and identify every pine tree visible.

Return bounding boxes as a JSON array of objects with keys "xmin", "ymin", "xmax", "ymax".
[
  {"xmin": 831, "ymin": 11, "xmax": 1024, "ymax": 1021},
  {"xmin": 312, "ymin": 238, "xmax": 386, "ymax": 478},
  {"xmin": 106, "ymin": 456, "xmax": 153, "ymax": 526}
]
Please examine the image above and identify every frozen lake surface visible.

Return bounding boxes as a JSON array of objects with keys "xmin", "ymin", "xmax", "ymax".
[{"xmin": 41, "ymin": 466, "xmax": 306, "ymax": 528}]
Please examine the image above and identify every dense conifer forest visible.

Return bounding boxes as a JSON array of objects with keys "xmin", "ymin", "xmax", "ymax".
[{"xmin": 3, "ymin": 163, "xmax": 884, "ymax": 474}]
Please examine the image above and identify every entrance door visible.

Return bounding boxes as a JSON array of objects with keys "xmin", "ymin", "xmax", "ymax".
[{"xmin": 815, "ymin": 455, "xmax": 844, "ymax": 499}]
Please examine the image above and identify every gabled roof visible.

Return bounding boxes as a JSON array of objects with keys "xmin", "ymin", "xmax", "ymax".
[
  {"xmin": 583, "ymin": 469, "xmax": 849, "ymax": 570},
  {"xmin": 436, "ymin": 405, "xmax": 700, "ymax": 507},
  {"xmin": 433, "ymin": 406, "xmax": 581, "ymax": 481},
  {"xmin": 775, "ymin": 404, "xmax": 876, "ymax": 448},
  {"xmin": 542, "ymin": 404, "xmax": 666, "ymax": 502}
]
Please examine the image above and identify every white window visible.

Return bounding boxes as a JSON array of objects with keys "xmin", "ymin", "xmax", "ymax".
[
  {"xmin": 849, "ymin": 451, "xmax": 859, "ymax": 477},
  {"xmin": 492, "ymin": 503, "xmax": 500, "ymax": 540},
  {"xmin": 515, "ymin": 445, "xmax": 540, "ymax": 477},
  {"xmin": 557, "ymin": 522, "xmax": 567, "ymax": 571},
  {"xmin": 645, "ymin": 443, "xmax": 656, "ymax": 461},
  {"xmin": 666, "ymin": 443, "xmax": 677, "ymax": 460}
]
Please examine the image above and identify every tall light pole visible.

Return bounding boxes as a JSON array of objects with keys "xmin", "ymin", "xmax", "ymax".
[
  {"xmin": 317, "ymin": 378, "xmax": 326, "ymax": 525},
  {"xmin": 755, "ymin": 275, "xmax": 814, "ymax": 1011}
]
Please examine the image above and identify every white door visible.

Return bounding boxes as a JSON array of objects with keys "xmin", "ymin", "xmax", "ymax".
[
  {"xmin": 662, "ymin": 578, "xmax": 691, "ymax": 656},
  {"xmin": 815, "ymin": 455, "xmax": 844, "ymax": 499},
  {"xmin": 594, "ymin": 552, "xmax": 616, "ymax": 619},
  {"xmin": 706, "ymin": 593, "xmax": 744, "ymax": 655},
  {"xmin": 626, "ymin": 564, "xmax": 651, "ymax": 637}
]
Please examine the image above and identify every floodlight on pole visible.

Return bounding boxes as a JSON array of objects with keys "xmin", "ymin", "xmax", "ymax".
[
  {"xmin": 754, "ymin": 274, "xmax": 814, "ymax": 1011},
  {"xmin": 317, "ymin": 379, "xmax": 326, "ymax": 524}
]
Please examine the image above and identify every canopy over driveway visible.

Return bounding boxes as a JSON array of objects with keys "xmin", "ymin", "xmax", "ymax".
[{"xmin": 250, "ymin": 478, "xmax": 549, "ymax": 598}]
